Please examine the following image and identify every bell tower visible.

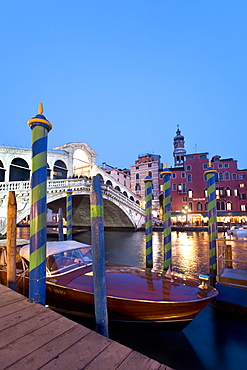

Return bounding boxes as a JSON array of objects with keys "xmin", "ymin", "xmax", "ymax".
[{"xmin": 173, "ymin": 126, "xmax": 186, "ymax": 167}]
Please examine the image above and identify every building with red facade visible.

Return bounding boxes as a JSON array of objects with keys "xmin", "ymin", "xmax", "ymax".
[{"xmin": 130, "ymin": 128, "xmax": 247, "ymax": 225}]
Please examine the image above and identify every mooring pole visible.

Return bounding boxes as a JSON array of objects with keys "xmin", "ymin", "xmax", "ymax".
[
  {"xmin": 28, "ymin": 103, "xmax": 52, "ymax": 305},
  {"xmin": 90, "ymin": 176, "xmax": 109, "ymax": 337},
  {"xmin": 6, "ymin": 191, "xmax": 17, "ymax": 290},
  {"xmin": 58, "ymin": 208, "xmax": 64, "ymax": 241},
  {"xmin": 66, "ymin": 188, "xmax": 73, "ymax": 240},
  {"xmin": 161, "ymin": 168, "xmax": 172, "ymax": 272},
  {"xmin": 204, "ymin": 162, "xmax": 218, "ymax": 286},
  {"xmin": 143, "ymin": 174, "xmax": 153, "ymax": 268}
]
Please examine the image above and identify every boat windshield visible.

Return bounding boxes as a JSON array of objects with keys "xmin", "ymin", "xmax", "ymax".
[{"xmin": 46, "ymin": 247, "xmax": 92, "ymax": 276}]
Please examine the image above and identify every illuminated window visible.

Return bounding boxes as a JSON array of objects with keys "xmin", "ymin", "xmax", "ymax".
[
  {"xmin": 226, "ymin": 188, "xmax": 231, "ymax": 196},
  {"xmin": 204, "ymin": 188, "xmax": 208, "ymax": 197},
  {"xmin": 240, "ymin": 205, "xmax": 246, "ymax": 211},
  {"xmin": 226, "ymin": 202, "xmax": 232, "ymax": 210},
  {"xmin": 234, "ymin": 189, "xmax": 238, "ymax": 196},
  {"xmin": 188, "ymin": 189, "xmax": 193, "ymax": 198},
  {"xmin": 239, "ymin": 184, "xmax": 244, "ymax": 188}
]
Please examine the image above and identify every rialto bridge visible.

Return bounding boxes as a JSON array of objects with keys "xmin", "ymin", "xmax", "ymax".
[{"xmin": 0, "ymin": 143, "xmax": 145, "ymax": 235}]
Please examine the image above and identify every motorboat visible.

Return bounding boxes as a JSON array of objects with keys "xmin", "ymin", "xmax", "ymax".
[
  {"xmin": 227, "ymin": 226, "xmax": 247, "ymax": 237},
  {"xmin": 0, "ymin": 240, "xmax": 218, "ymax": 329}
]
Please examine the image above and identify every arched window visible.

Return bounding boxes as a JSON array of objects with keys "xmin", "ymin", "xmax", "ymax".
[
  {"xmin": 188, "ymin": 202, "xmax": 193, "ymax": 211},
  {"xmin": 123, "ymin": 191, "xmax": 128, "ymax": 197},
  {"xmin": 226, "ymin": 187, "xmax": 231, "ymax": 196},
  {"xmin": 135, "ymin": 184, "xmax": 141, "ymax": 191},
  {"xmin": 148, "ymin": 171, "xmax": 152, "ymax": 178},
  {"xmin": 106, "ymin": 180, "xmax": 113, "ymax": 187},
  {"xmin": 205, "ymin": 202, "xmax": 208, "ymax": 210},
  {"xmin": 226, "ymin": 202, "xmax": 232, "ymax": 210},
  {"xmin": 204, "ymin": 188, "xmax": 208, "ymax": 197},
  {"xmin": 0, "ymin": 160, "xmax": 5, "ymax": 182},
  {"xmin": 225, "ymin": 172, "xmax": 230, "ymax": 180},
  {"xmin": 217, "ymin": 201, "xmax": 221, "ymax": 210},
  {"xmin": 197, "ymin": 202, "xmax": 202, "ymax": 211},
  {"xmin": 53, "ymin": 160, "xmax": 67, "ymax": 179},
  {"xmin": 130, "ymin": 196, "xmax": 134, "ymax": 201},
  {"xmin": 221, "ymin": 202, "xmax": 225, "ymax": 210},
  {"xmin": 115, "ymin": 186, "xmax": 121, "ymax": 192},
  {"xmin": 187, "ymin": 174, "xmax": 192, "ymax": 182},
  {"xmin": 188, "ymin": 189, "xmax": 193, "ymax": 198},
  {"xmin": 47, "ymin": 164, "xmax": 51, "ymax": 179},
  {"xmin": 136, "ymin": 173, "xmax": 139, "ymax": 180},
  {"xmin": 219, "ymin": 172, "xmax": 223, "ymax": 181},
  {"xmin": 10, "ymin": 158, "xmax": 30, "ymax": 181}
]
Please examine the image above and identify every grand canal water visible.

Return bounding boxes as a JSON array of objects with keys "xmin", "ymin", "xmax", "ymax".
[
  {"xmin": 75, "ymin": 230, "xmax": 247, "ymax": 370},
  {"xmin": 17, "ymin": 228, "xmax": 247, "ymax": 370}
]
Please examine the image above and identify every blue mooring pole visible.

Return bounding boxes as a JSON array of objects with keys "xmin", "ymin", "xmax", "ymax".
[
  {"xmin": 90, "ymin": 176, "xmax": 109, "ymax": 337},
  {"xmin": 143, "ymin": 174, "xmax": 153, "ymax": 268},
  {"xmin": 28, "ymin": 103, "xmax": 52, "ymax": 305},
  {"xmin": 161, "ymin": 168, "xmax": 172, "ymax": 272},
  {"xmin": 58, "ymin": 208, "xmax": 64, "ymax": 241}
]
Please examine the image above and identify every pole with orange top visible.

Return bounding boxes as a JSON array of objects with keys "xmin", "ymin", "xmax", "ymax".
[{"xmin": 28, "ymin": 103, "xmax": 52, "ymax": 304}]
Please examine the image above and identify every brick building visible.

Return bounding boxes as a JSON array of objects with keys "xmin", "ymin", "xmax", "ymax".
[{"xmin": 130, "ymin": 128, "xmax": 247, "ymax": 225}]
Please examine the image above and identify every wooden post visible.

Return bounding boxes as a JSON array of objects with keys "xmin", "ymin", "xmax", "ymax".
[
  {"xmin": 90, "ymin": 176, "xmax": 109, "ymax": 337},
  {"xmin": 58, "ymin": 208, "xmax": 64, "ymax": 241},
  {"xmin": 66, "ymin": 188, "xmax": 73, "ymax": 240},
  {"xmin": 28, "ymin": 103, "xmax": 52, "ymax": 305},
  {"xmin": 6, "ymin": 191, "xmax": 17, "ymax": 290}
]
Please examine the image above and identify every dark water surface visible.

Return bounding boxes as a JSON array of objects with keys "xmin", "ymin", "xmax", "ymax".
[{"xmin": 73, "ymin": 230, "xmax": 247, "ymax": 370}]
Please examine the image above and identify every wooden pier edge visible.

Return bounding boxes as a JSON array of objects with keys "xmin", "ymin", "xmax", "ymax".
[{"xmin": 0, "ymin": 284, "xmax": 173, "ymax": 370}]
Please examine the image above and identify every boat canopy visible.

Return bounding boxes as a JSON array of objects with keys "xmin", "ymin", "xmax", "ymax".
[{"xmin": 20, "ymin": 240, "xmax": 92, "ymax": 262}]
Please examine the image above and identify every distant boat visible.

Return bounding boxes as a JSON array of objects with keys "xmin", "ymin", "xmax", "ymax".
[
  {"xmin": 0, "ymin": 240, "xmax": 218, "ymax": 329},
  {"xmin": 227, "ymin": 226, "xmax": 247, "ymax": 237}
]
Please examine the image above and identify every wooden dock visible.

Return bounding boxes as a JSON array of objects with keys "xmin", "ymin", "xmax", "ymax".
[{"xmin": 0, "ymin": 284, "xmax": 172, "ymax": 370}]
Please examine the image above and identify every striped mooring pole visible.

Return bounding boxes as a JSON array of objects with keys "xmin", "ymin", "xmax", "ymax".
[
  {"xmin": 58, "ymin": 208, "xmax": 64, "ymax": 241},
  {"xmin": 28, "ymin": 103, "xmax": 52, "ymax": 305},
  {"xmin": 143, "ymin": 174, "xmax": 153, "ymax": 268},
  {"xmin": 204, "ymin": 162, "xmax": 218, "ymax": 285},
  {"xmin": 90, "ymin": 176, "xmax": 109, "ymax": 337},
  {"xmin": 161, "ymin": 168, "xmax": 172, "ymax": 271},
  {"xmin": 66, "ymin": 188, "xmax": 73, "ymax": 240}
]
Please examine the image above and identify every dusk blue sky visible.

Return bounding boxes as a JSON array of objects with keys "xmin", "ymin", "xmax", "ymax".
[{"xmin": 1, "ymin": 1, "xmax": 247, "ymax": 169}]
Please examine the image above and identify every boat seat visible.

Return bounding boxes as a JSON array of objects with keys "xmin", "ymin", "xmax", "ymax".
[{"xmin": 46, "ymin": 255, "xmax": 59, "ymax": 272}]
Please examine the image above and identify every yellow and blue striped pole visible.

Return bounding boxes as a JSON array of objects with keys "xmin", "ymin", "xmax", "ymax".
[
  {"xmin": 90, "ymin": 175, "xmax": 109, "ymax": 337},
  {"xmin": 204, "ymin": 163, "xmax": 218, "ymax": 285},
  {"xmin": 58, "ymin": 207, "xmax": 64, "ymax": 241},
  {"xmin": 161, "ymin": 169, "xmax": 172, "ymax": 271},
  {"xmin": 27, "ymin": 103, "xmax": 52, "ymax": 305},
  {"xmin": 66, "ymin": 188, "xmax": 73, "ymax": 240},
  {"xmin": 143, "ymin": 174, "xmax": 153, "ymax": 268}
]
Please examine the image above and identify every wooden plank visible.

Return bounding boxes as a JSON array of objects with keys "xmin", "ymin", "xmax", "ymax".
[
  {"xmin": 0, "ymin": 289, "xmax": 25, "ymax": 307},
  {"xmin": 0, "ymin": 303, "xmax": 47, "ymax": 331},
  {"xmin": 0, "ymin": 307, "xmax": 61, "ymax": 348},
  {"xmin": 7, "ymin": 324, "xmax": 92, "ymax": 370},
  {"xmin": 0, "ymin": 316, "xmax": 77, "ymax": 369},
  {"xmin": 41, "ymin": 330, "xmax": 113, "ymax": 370},
  {"xmin": 117, "ymin": 350, "xmax": 167, "ymax": 370},
  {"xmin": 83, "ymin": 341, "xmax": 133, "ymax": 370},
  {"xmin": 0, "ymin": 298, "xmax": 33, "ymax": 318}
]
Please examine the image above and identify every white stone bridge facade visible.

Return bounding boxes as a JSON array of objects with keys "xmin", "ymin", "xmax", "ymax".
[{"xmin": 0, "ymin": 142, "xmax": 145, "ymax": 235}]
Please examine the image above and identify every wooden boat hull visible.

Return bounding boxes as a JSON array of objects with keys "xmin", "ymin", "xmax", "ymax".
[{"xmin": 0, "ymin": 264, "xmax": 218, "ymax": 328}]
